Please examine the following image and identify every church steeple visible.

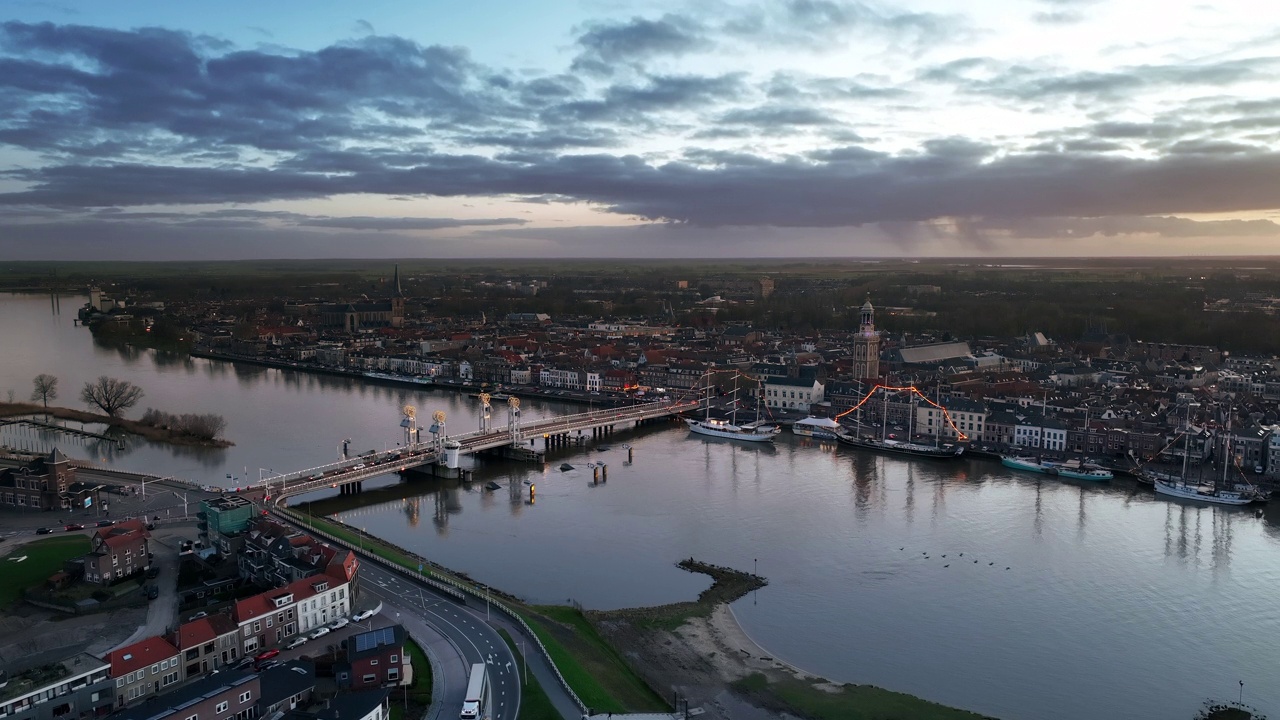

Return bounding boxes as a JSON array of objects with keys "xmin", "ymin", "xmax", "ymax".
[
  {"xmin": 393, "ymin": 264, "xmax": 403, "ymax": 297},
  {"xmin": 860, "ymin": 297, "xmax": 875, "ymax": 333}
]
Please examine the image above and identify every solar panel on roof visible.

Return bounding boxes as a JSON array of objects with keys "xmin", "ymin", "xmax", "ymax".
[{"xmin": 354, "ymin": 626, "xmax": 397, "ymax": 652}]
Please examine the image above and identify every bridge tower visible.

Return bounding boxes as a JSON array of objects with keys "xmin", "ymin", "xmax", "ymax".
[
  {"xmin": 429, "ymin": 410, "xmax": 447, "ymax": 453},
  {"xmin": 507, "ymin": 396, "xmax": 522, "ymax": 443},
  {"xmin": 401, "ymin": 405, "xmax": 417, "ymax": 447},
  {"xmin": 478, "ymin": 393, "xmax": 492, "ymax": 432}
]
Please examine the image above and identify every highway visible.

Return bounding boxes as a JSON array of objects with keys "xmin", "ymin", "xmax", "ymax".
[{"xmin": 359, "ymin": 562, "xmax": 521, "ymax": 720}]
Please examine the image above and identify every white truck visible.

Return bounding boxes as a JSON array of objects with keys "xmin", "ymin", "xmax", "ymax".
[{"xmin": 460, "ymin": 663, "xmax": 488, "ymax": 719}]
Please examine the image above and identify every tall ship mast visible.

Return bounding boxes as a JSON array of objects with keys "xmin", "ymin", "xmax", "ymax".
[
  {"xmin": 1152, "ymin": 403, "xmax": 1257, "ymax": 505},
  {"xmin": 684, "ymin": 373, "xmax": 780, "ymax": 442},
  {"xmin": 837, "ymin": 385, "xmax": 965, "ymax": 459}
]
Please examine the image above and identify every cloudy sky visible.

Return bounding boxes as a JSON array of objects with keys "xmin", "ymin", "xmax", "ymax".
[{"xmin": 2, "ymin": 0, "xmax": 1279, "ymax": 259}]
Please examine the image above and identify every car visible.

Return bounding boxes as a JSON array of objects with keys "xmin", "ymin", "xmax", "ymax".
[
  {"xmin": 254, "ymin": 649, "xmax": 280, "ymax": 664},
  {"xmin": 35, "ymin": 527, "xmax": 53, "ymax": 535},
  {"xmin": 353, "ymin": 463, "xmax": 366, "ymax": 470},
  {"xmin": 146, "ymin": 585, "xmax": 159, "ymax": 600},
  {"xmin": 145, "ymin": 566, "xmax": 160, "ymax": 579},
  {"xmin": 286, "ymin": 636, "xmax": 309, "ymax": 649},
  {"xmin": 257, "ymin": 659, "xmax": 281, "ymax": 670},
  {"xmin": 64, "ymin": 523, "xmax": 84, "ymax": 531},
  {"xmin": 351, "ymin": 609, "xmax": 376, "ymax": 622},
  {"xmin": 190, "ymin": 611, "xmax": 208, "ymax": 620},
  {"xmin": 96, "ymin": 519, "xmax": 114, "ymax": 527},
  {"xmin": 309, "ymin": 627, "xmax": 331, "ymax": 640},
  {"xmin": 328, "ymin": 617, "xmax": 349, "ymax": 630}
]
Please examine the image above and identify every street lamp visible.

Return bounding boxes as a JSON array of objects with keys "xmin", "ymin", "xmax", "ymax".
[{"xmin": 140, "ymin": 475, "xmax": 172, "ymax": 500}]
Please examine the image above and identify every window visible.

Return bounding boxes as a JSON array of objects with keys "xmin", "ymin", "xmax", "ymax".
[
  {"xmin": 215, "ymin": 702, "xmax": 228, "ymax": 713},
  {"xmin": 389, "ymin": 655, "xmax": 398, "ymax": 663},
  {"xmin": 116, "ymin": 679, "xmax": 125, "ymax": 688},
  {"xmin": 186, "ymin": 715, "xmax": 198, "ymax": 720},
  {"xmin": 253, "ymin": 621, "xmax": 261, "ymax": 633},
  {"xmin": 386, "ymin": 668, "xmax": 399, "ymax": 681},
  {"xmin": 238, "ymin": 692, "xmax": 251, "ymax": 704},
  {"xmin": 266, "ymin": 617, "xmax": 272, "ymax": 628},
  {"xmin": 151, "ymin": 664, "xmax": 159, "ymax": 674},
  {"xmin": 163, "ymin": 672, "xmax": 178, "ymax": 686},
  {"xmin": 363, "ymin": 674, "xmax": 377, "ymax": 684},
  {"xmin": 370, "ymin": 659, "xmax": 378, "ymax": 666}
]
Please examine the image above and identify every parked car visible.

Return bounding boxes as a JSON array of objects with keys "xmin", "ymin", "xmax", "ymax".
[
  {"xmin": 286, "ymin": 636, "xmax": 308, "ymax": 649},
  {"xmin": 254, "ymin": 649, "xmax": 280, "ymax": 664},
  {"xmin": 64, "ymin": 523, "xmax": 84, "ymax": 531},
  {"xmin": 190, "ymin": 611, "xmax": 208, "ymax": 620},
  {"xmin": 257, "ymin": 659, "xmax": 281, "ymax": 670},
  {"xmin": 328, "ymin": 617, "xmax": 349, "ymax": 630},
  {"xmin": 351, "ymin": 609, "xmax": 376, "ymax": 622},
  {"xmin": 309, "ymin": 627, "xmax": 331, "ymax": 640},
  {"xmin": 146, "ymin": 585, "xmax": 159, "ymax": 600},
  {"xmin": 35, "ymin": 527, "xmax": 52, "ymax": 535},
  {"xmin": 96, "ymin": 519, "xmax": 114, "ymax": 527}
]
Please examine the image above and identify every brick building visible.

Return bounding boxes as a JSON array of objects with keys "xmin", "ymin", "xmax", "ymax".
[
  {"xmin": 83, "ymin": 519, "xmax": 151, "ymax": 586},
  {"xmin": 335, "ymin": 626, "xmax": 409, "ymax": 689},
  {"xmin": 0, "ymin": 448, "xmax": 74, "ymax": 510},
  {"xmin": 107, "ymin": 636, "xmax": 183, "ymax": 707}
]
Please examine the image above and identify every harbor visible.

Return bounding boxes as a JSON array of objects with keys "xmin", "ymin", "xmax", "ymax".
[{"xmin": 3, "ymin": 292, "xmax": 1280, "ymax": 719}]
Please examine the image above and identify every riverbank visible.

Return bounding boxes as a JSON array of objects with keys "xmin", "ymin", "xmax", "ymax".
[
  {"xmin": 589, "ymin": 560, "xmax": 996, "ymax": 720},
  {"xmin": 0, "ymin": 402, "xmax": 233, "ymax": 448}
]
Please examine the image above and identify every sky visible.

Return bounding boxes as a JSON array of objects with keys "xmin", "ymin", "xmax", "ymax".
[{"xmin": 1, "ymin": 0, "xmax": 1280, "ymax": 259}]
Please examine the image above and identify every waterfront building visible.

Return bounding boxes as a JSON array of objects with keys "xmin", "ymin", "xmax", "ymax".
[
  {"xmin": 0, "ymin": 653, "xmax": 113, "ymax": 720},
  {"xmin": 916, "ymin": 397, "xmax": 987, "ymax": 440},
  {"xmin": 233, "ymin": 573, "xmax": 350, "ymax": 655},
  {"xmin": 0, "ymin": 448, "xmax": 74, "ymax": 510},
  {"xmin": 83, "ymin": 519, "xmax": 150, "ymax": 586},
  {"xmin": 107, "ymin": 637, "xmax": 183, "ymax": 707},
  {"xmin": 764, "ymin": 375, "xmax": 825, "ymax": 413},
  {"xmin": 851, "ymin": 298, "xmax": 881, "ymax": 380}
]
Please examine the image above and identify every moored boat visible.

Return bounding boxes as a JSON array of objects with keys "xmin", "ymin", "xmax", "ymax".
[
  {"xmin": 791, "ymin": 417, "xmax": 846, "ymax": 440},
  {"xmin": 685, "ymin": 417, "xmax": 780, "ymax": 442},
  {"xmin": 840, "ymin": 433, "xmax": 965, "ymax": 459},
  {"xmin": 1153, "ymin": 479, "xmax": 1254, "ymax": 505},
  {"xmin": 1002, "ymin": 455, "xmax": 1113, "ymax": 481}
]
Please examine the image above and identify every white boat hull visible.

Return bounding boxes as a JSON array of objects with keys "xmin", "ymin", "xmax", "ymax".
[
  {"xmin": 1154, "ymin": 479, "xmax": 1253, "ymax": 505},
  {"xmin": 685, "ymin": 418, "xmax": 778, "ymax": 442}
]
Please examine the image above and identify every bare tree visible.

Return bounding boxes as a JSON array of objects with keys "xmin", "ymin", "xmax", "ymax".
[
  {"xmin": 30, "ymin": 374, "xmax": 59, "ymax": 408},
  {"xmin": 80, "ymin": 376, "xmax": 144, "ymax": 417},
  {"xmin": 4, "ymin": 389, "xmax": 13, "ymax": 403}
]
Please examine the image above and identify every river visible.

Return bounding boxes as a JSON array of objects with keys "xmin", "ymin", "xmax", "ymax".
[{"xmin": 2, "ymin": 292, "xmax": 1276, "ymax": 720}]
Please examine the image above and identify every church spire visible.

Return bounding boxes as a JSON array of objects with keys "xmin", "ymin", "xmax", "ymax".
[{"xmin": 393, "ymin": 264, "xmax": 402, "ymax": 297}]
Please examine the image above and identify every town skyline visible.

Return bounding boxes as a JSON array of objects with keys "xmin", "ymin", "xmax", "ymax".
[{"xmin": 2, "ymin": 0, "xmax": 1279, "ymax": 259}]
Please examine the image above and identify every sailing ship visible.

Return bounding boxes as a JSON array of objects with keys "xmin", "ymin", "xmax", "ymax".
[
  {"xmin": 684, "ymin": 376, "xmax": 780, "ymax": 442},
  {"xmin": 837, "ymin": 385, "xmax": 965, "ymax": 459},
  {"xmin": 1151, "ymin": 405, "xmax": 1258, "ymax": 505}
]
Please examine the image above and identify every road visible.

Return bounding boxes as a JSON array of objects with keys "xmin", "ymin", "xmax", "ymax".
[
  {"xmin": 358, "ymin": 563, "xmax": 523, "ymax": 720},
  {"xmin": 108, "ymin": 526, "xmax": 183, "ymax": 651}
]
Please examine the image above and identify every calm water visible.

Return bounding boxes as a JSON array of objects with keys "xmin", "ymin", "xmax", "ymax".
[{"xmin": 2, "ymin": 292, "xmax": 1277, "ymax": 720}]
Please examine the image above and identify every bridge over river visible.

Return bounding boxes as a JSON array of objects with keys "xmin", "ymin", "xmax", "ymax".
[{"xmin": 250, "ymin": 398, "xmax": 695, "ymax": 501}]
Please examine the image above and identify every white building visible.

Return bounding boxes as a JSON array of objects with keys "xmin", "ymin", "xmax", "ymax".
[{"xmin": 764, "ymin": 377, "xmax": 825, "ymax": 413}]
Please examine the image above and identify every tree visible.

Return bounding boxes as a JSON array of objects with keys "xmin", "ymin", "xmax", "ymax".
[
  {"xmin": 30, "ymin": 374, "xmax": 58, "ymax": 408},
  {"xmin": 80, "ymin": 376, "xmax": 144, "ymax": 417}
]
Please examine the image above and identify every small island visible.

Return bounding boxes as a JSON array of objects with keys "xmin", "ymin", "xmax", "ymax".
[{"xmin": 2, "ymin": 374, "xmax": 232, "ymax": 448}]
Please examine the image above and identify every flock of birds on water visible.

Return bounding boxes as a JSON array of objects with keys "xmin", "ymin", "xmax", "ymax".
[{"xmin": 902, "ymin": 547, "xmax": 1010, "ymax": 570}]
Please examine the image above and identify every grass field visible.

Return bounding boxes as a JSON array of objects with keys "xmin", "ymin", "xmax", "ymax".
[
  {"xmin": 294, "ymin": 513, "xmax": 433, "ymax": 578},
  {"xmin": 523, "ymin": 605, "xmax": 667, "ymax": 715},
  {"xmin": 497, "ymin": 629, "xmax": 560, "ymax": 720},
  {"xmin": 732, "ymin": 673, "xmax": 997, "ymax": 720},
  {"xmin": 0, "ymin": 534, "xmax": 92, "ymax": 605}
]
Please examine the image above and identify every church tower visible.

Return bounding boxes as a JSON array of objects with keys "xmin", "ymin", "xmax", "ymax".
[
  {"xmin": 852, "ymin": 297, "xmax": 880, "ymax": 380},
  {"xmin": 390, "ymin": 264, "xmax": 405, "ymax": 328}
]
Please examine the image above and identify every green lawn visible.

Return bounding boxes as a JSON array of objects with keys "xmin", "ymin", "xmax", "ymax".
[
  {"xmin": 498, "ymin": 629, "xmax": 560, "ymax": 720},
  {"xmin": 732, "ymin": 673, "xmax": 997, "ymax": 720},
  {"xmin": 523, "ymin": 605, "xmax": 668, "ymax": 715},
  {"xmin": 0, "ymin": 534, "xmax": 91, "ymax": 605},
  {"xmin": 389, "ymin": 638, "xmax": 434, "ymax": 720}
]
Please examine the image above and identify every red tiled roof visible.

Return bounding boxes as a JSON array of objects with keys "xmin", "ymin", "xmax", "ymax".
[
  {"xmin": 108, "ymin": 636, "xmax": 179, "ymax": 676},
  {"xmin": 234, "ymin": 572, "xmax": 344, "ymax": 624}
]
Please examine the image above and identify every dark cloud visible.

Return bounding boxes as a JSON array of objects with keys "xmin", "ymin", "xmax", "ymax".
[
  {"xmin": 571, "ymin": 15, "xmax": 707, "ymax": 75},
  {"xmin": 9, "ymin": 143, "xmax": 1280, "ymax": 230},
  {"xmin": 542, "ymin": 73, "xmax": 745, "ymax": 125},
  {"xmin": 719, "ymin": 106, "xmax": 836, "ymax": 127}
]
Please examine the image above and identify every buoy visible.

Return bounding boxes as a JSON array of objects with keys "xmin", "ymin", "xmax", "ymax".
[{"xmin": 529, "ymin": 483, "xmax": 536, "ymax": 500}]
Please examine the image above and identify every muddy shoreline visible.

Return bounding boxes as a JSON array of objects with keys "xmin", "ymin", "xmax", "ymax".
[{"xmin": 0, "ymin": 402, "xmax": 233, "ymax": 448}]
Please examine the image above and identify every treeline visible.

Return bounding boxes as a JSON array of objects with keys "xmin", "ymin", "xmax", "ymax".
[{"xmin": 138, "ymin": 409, "xmax": 227, "ymax": 441}]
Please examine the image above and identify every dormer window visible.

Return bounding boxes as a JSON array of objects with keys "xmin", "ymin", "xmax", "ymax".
[
  {"xmin": 272, "ymin": 594, "xmax": 293, "ymax": 608},
  {"xmin": 313, "ymin": 581, "xmax": 328, "ymax": 592}
]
